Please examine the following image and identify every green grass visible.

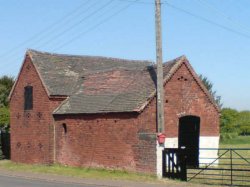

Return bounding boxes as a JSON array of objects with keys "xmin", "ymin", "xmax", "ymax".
[
  {"xmin": 220, "ymin": 135, "xmax": 250, "ymax": 146},
  {"xmin": 0, "ymin": 160, "xmax": 158, "ymax": 182},
  {"xmin": 0, "ymin": 136, "xmax": 249, "ymax": 185},
  {"xmin": 188, "ymin": 136, "xmax": 250, "ymax": 186}
]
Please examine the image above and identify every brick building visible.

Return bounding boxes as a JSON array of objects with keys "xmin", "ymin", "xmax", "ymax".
[{"xmin": 9, "ymin": 49, "xmax": 220, "ymax": 176}]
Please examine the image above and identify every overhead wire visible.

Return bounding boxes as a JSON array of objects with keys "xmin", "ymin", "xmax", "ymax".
[
  {"xmin": 2, "ymin": 0, "xmax": 250, "ymax": 75},
  {"xmin": 196, "ymin": 0, "xmax": 250, "ymax": 35},
  {"xmin": 162, "ymin": 0, "xmax": 250, "ymax": 39},
  {"xmin": 0, "ymin": 0, "xmax": 117, "ymax": 71},
  {"xmin": 34, "ymin": 0, "xmax": 116, "ymax": 50},
  {"xmin": 23, "ymin": 0, "xmax": 99, "ymax": 52},
  {"xmin": 0, "ymin": 0, "xmax": 117, "ymax": 70},
  {"xmin": 53, "ymin": 0, "xmax": 140, "ymax": 51},
  {"xmin": 117, "ymin": 0, "xmax": 153, "ymax": 4},
  {"xmin": 0, "ymin": 0, "xmax": 139, "ymax": 73},
  {"xmin": 0, "ymin": 0, "xmax": 92, "ymax": 59},
  {"xmin": 1, "ymin": 0, "xmax": 115, "ymax": 61}
]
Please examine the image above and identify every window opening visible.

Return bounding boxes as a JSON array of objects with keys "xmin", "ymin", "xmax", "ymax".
[
  {"xmin": 24, "ymin": 86, "xmax": 33, "ymax": 110},
  {"xmin": 62, "ymin": 123, "xmax": 67, "ymax": 134}
]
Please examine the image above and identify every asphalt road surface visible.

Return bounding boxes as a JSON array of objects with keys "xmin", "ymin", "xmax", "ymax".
[{"xmin": 0, "ymin": 175, "xmax": 101, "ymax": 187}]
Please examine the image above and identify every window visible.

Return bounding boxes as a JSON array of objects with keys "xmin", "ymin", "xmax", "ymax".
[
  {"xmin": 24, "ymin": 86, "xmax": 33, "ymax": 110},
  {"xmin": 62, "ymin": 123, "xmax": 67, "ymax": 134}
]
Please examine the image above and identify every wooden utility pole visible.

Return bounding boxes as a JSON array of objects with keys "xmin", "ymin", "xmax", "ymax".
[{"xmin": 155, "ymin": 0, "xmax": 165, "ymax": 133}]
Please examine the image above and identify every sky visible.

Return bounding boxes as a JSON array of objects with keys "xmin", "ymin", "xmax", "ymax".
[{"xmin": 0, "ymin": 0, "xmax": 249, "ymax": 111}]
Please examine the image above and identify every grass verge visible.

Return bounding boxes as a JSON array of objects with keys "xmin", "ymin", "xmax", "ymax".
[
  {"xmin": 0, "ymin": 137, "xmax": 249, "ymax": 185},
  {"xmin": 0, "ymin": 160, "xmax": 158, "ymax": 182},
  {"xmin": 220, "ymin": 135, "xmax": 250, "ymax": 146}
]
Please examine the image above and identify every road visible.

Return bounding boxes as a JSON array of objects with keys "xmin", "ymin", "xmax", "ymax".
[
  {"xmin": 0, "ymin": 171, "xmax": 215, "ymax": 187},
  {"xmin": 0, "ymin": 175, "xmax": 101, "ymax": 187}
]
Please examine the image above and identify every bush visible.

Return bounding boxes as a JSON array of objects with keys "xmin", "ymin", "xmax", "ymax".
[{"xmin": 239, "ymin": 125, "xmax": 250, "ymax": 136}]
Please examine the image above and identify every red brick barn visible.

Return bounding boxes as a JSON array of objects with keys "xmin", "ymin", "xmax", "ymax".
[{"xmin": 9, "ymin": 50, "xmax": 220, "ymax": 176}]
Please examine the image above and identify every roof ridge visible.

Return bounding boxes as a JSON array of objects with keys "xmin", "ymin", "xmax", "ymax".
[{"xmin": 27, "ymin": 49, "xmax": 153, "ymax": 64}]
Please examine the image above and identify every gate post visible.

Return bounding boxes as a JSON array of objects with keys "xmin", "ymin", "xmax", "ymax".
[
  {"xmin": 162, "ymin": 149, "xmax": 166, "ymax": 177},
  {"xmin": 156, "ymin": 142, "xmax": 165, "ymax": 177},
  {"xmin": 179, "ymin": 149, "xmax": 187, "ymax": 181}
]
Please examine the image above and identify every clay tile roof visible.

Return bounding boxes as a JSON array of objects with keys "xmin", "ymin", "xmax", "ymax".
[
  {"xmin": 28, "ymin": 49, "xmax": 152, "ymax": 96},
  {"xmin": 53, "ymin": 57, "xmax": 182, "ymax": 114},
  {"xmin": 26, "ymin": 49, "xmax": 190, "ymax": 114}
]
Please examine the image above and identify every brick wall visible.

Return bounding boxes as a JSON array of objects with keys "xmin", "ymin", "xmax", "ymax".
[
  {"xmin": 10, "ymin": 55, "xmax": 64, "ymax": 164},
  {"xmin": 54, "ymin": 102, "xmax": 157, "ymax": 173},
  {"xmin": 164, "ymin": 62, "xmax": 220, "ymax": 137}
]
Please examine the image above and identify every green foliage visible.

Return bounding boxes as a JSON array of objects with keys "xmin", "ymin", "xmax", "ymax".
[
  {"xmin": 237, "ymin": 111, "xmax": 250, "ymax": 135},
  {"xmin": 220, "ymin": 108, "xmax": 239, "ymax": 133},
  {"xmin": 220, "ymin": 108, "xmax": 250, "ymax": 135},
  {"xmin": 199, "ymin": 74, "xmax": 222, "ymax": 108},
  {"xmin": 199, "ymin": 75, "xmax": 249, "ymax": 135},
  {"xmin": 0, "ymin": 75, "xmax": 14, "ymax": 131},
  {"xmin": 0, "ymin": 76, "xmax": 14, "ymax": 108},
  {"xmin": 0, "ymin": 107, "xmax": 9, "ymax": 131},
  {"xmin": 239, "ymin": 125, "xmax": 250, "ymax": 135}
]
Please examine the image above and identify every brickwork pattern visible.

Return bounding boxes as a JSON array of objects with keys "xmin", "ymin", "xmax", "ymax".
[{"xmin": 54, "ymin": 103, "xmax": 157, "ymax": 173}]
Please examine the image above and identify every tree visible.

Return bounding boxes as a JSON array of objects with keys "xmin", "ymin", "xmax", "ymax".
[
  {"xmin": 0, "ymin": 107, "xmax": 9, "ymax": 131},
  {"xmin": 220, "ymin": 108, "xmax": 239, "ymax": 133},
  {"xmin": 199, "ymin": 74, "xmax": 222, "ymax": 109},
  {"xmin": 220, "ymin": 108, "xmax": 250, "ymax": 135},
  {"xmin": 237, "ymin": 111, "xmax": 250, "ymax": 135},
  {"xmin": 0, "ymin": 76, "xmax": 14, "ymax": 107},
  {"xmin": 0, "ymin": 76, "xmax": 15, "ymax": 132}
]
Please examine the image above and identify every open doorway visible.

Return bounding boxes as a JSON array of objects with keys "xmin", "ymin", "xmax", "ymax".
[{"xmin": 178, "ymin": 116, "xmax": 200, "ymax": 167}]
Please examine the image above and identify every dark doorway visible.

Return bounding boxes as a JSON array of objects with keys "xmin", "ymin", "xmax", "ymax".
[{"xmin": 178, "ymin": 116, "xmax": 200, "ymax": 168}]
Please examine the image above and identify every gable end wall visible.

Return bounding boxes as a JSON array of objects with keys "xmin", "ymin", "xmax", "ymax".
[
  {"xmin": 164, "ymin": 62, "xmax": 219, "ymax": 138},
  {"xmin": 10, "ymin": 56, "xmax": 65, "ymax": 164}
]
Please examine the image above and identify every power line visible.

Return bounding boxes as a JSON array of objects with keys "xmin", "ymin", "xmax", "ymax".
[
  {"xmin": 53, "ymin": 0, "xmax": 139, "ymax": 51},
  {"xmin": 2, "ymin": 0, "xmax": 250, "ymax": 75},
  {"xmin": 118, "ymin": 0, "xmax": 153, "ymax": 4},
  {"xmin": 34, "ymin": 0, "xmax": 115, "ymax": 50},
  {"xmin": 119, "ymin": 0, "xmax": 250, "ymax": 39},
  {"xmin": 163, "ymin": 1, "xmax": 250, "ymax": 39},
  {"xmin": 196, "ymin": 0, "xmax": 250, "ymax": 35},
  {"xmin": 0, "ymin": 0, "xmax": 115, "ymax": 70},
  {"xmin": 0, "ymin": 0, "xmax": 92, "ymax": 59},
  {"xmin": 0, "ymin": 0, "xmax": 139, "ymax": 73},
  {"xmin": 26, "ymin": 1, "xmax": 99, "ymax": 51},
  {"xmin": 2, "ymin": 0, "xmax": 115, "ymax": 61}
]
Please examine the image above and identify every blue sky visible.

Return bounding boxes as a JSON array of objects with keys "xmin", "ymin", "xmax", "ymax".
[{"xmin": 0, "ymin": 0, "xmax": 249, "ymax": 110}]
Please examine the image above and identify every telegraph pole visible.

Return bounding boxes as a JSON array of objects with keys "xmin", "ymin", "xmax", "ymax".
[{"xmin": 155, "ymin": 0, "xmax": 165, "ymax": 133}]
